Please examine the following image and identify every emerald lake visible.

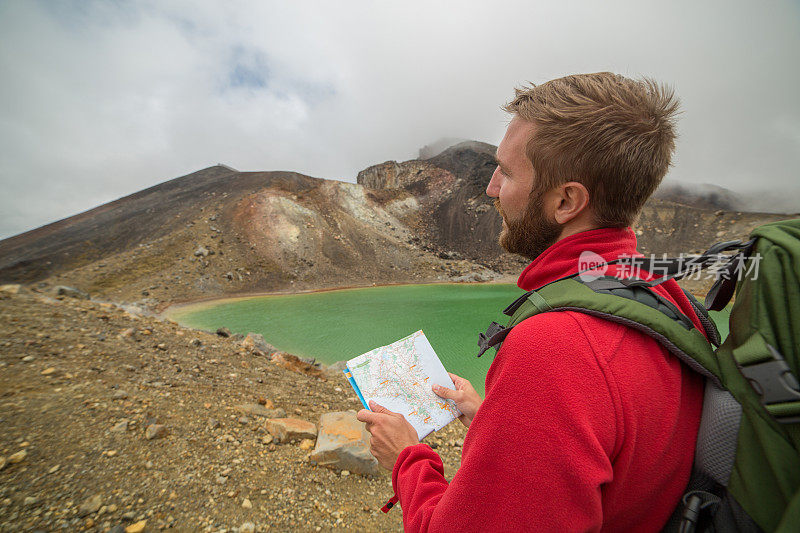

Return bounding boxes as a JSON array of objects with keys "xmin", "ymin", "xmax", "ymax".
[{"xmin": 167, "ymin": 283, "xmax": 730, "ymax": 394}]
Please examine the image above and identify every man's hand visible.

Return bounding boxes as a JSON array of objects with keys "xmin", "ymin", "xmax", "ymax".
[
  {"xmin": 433, "ymin": 372, "xmax": 483, "ymax": 427},
  {"xmin": 357, "ymin": 401, "xmax": 420, "ymax": 470}
]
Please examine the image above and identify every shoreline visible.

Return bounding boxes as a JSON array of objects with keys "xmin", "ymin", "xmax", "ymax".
[{"xmin": 161, "ymin": 277, "xmax": 519, "ymax": 319}]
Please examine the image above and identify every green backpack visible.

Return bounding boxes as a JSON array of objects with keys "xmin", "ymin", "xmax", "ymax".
[{"xmin": 477, "ymin": 219, "xmax": 800, "ymax": 532}]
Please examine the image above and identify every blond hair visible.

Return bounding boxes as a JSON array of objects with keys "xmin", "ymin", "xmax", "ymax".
[{"xmin": 503, "ymin": 72, "xmax": 680, "ymax": 227}]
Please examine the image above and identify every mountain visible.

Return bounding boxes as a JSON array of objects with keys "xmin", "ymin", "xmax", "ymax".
[
  {"xmin": 417, "ymin": 137, "xmax": 470, "ymax": 159},
  {"xmin": 356, "ymin": 141, "xmax": 508, "ymax": 265},
  {"xmin": 0, "ymin": 143, "xmax": 791, "ymax": 310},
  {"xmin": 653, "ymin": 181, "xmax": 744, "ymax": 211},
  {"xmin": 0, "ymin": 153, "xmax": 513, "ymax": 310}
]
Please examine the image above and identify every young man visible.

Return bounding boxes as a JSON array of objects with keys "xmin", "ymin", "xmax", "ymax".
[{"xmin": 357, "ymin": 73, "xmax": 705, "ymax": 531}]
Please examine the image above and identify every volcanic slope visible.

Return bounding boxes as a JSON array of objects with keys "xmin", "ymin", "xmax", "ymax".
[{"xmin": 0, "ymin": 163, "xmax": 504, "ymax": 310}]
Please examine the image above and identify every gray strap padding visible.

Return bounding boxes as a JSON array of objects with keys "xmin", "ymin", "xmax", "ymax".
[{"xmin": 694, "ymin": 381, "xmax": 742, "ymax": 487}]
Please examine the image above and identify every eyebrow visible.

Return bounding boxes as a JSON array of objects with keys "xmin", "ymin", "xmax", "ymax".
[{"xmin": 494, "ymin": 153, "xmax": 513, "ymax": 177}]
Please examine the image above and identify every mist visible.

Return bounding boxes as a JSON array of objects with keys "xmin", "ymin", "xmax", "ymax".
[{"xmin": 1, "ymin": 0, "xmax": 798, "ymax": 239}]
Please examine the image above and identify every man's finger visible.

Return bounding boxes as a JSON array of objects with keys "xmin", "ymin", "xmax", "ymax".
[
  {"xmin": 356, "ymin": 409, "xmax": 379, "ymax": 424},
  {"xmin": 433, "ymin": 384, "xmax": 457, "ymax": 399},
  {"xmin": 368, "ymin": 400, "xmax": 395, "ymax": 415},
  {"xmin": 447, "ymin": 372, "xmax": 464, "ymax": 384}
]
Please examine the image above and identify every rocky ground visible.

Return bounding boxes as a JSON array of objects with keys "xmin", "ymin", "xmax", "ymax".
[{"xmin": 0, "ymin": 287, "xmax": 468, "ymax": 532}]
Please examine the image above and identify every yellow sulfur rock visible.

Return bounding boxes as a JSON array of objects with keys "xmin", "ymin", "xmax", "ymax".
[
  {"xmin": 8, "ymin": 450, "xmax": 27, "ymax": 464},
  {"xmin": 125, "ymin": 519, "xmax": 147, "ymax": 533}
]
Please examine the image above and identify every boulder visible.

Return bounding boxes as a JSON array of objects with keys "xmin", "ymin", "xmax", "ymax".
[
  {"xmin": 235, "ymin": 404, "xmax": 286, "ymax": 419},
  {"xmin": 78, "ymin": 494, "xmax": 103, "ymax": 517},
  {"xmin": 0, "ymin": 284, "xmax": 22, "ymax": 295},
  {"xmin": 125, "ymin": 520, "xmax": 147, "ymax": 533},
  {"xmin": 215, "ymin": 327, "xmax": 231, "ymax": 338},
  {"xmin": 264, "ymin": 418, "xmax": 317, "ymax": 443},
  {"xmin": 298, "ymin": 356, "xmax": 320, "ymax": 367},
  {"xmin": 55, "ymin": 286, "xmax": 90, "ymax": 300},
  {"xmin": 242, "ymin": 333, "xmax": 277, "ymax": 355},
  {"xmin": 309, "ymin": 411, "xmax": 379, "ymax": 475},
  {"xmin": 145, "ymin": 424, "xmax": 167, "ymax": 440},
  {"xmin": 271, "ymin": 352, "xmax": 325, "ymax": 380},
  {"xmin": 193, "ymin": 245, "xmax": 210, "ymax": 257},
  {"xmin": 8, "ymin": 450, "xmax": 27, "ymax": 464}
]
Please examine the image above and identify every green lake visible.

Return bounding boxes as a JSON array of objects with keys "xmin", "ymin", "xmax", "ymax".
[{"xmin": 167, "ymin": 283, "xmax": 730, "ymax": 394}]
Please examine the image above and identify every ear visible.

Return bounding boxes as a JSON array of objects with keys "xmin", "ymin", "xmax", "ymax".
[{"xmin": 551, "ymin": 181, "xmax": 590, "ymax": 225}]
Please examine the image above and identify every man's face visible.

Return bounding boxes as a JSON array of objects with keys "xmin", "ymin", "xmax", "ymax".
[{"xmin": 486, "ymin": 117, "xmax": 562, "ymax": 260}]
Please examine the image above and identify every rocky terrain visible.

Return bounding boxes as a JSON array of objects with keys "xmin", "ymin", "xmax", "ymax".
[{"xmin": 0, "ymin": 286, "xmax": 468, "ymax": 532}]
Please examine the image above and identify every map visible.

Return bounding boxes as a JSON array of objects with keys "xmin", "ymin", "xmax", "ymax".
[{"xmin": 344, "ymin": 330, "xmax": 461, "ymax": 440}]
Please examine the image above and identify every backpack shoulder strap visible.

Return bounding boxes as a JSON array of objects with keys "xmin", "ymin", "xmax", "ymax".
[
  {"xmin": 479, "ymin": 276, "xmax": 721, "ymax": 385},
  {"xmin": 682, "ymin": 288, "xmax": 722, "ymax": 347}
]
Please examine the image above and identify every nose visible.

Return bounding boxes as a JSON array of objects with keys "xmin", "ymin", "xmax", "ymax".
[{"xmin": 486, "ymin": 167, "xmax": 502, "ymax": 198}]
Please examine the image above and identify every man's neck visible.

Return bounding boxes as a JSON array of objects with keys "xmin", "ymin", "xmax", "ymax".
[{"xmin": 557, "ymin": 219, "xmax": 601, "ymax": 241}]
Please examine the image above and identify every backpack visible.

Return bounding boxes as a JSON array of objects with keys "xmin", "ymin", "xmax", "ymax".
[{"xmin": 477, "ymin": 219, "xmax": 800, "ymax": 532}]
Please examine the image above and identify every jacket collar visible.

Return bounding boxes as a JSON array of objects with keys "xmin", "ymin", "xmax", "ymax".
[{"xmin": 517, "ymin": 227, "xmax": 640, "ymax": 291}]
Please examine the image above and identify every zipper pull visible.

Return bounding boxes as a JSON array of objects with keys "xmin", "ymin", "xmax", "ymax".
[{"xmin": 381, "ymin": 494, "xmax": 399, "ymax": 513}]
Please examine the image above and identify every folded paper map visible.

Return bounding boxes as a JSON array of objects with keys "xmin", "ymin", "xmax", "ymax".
[{"xmin": 343, "ymin": 330, "xmax": 461, "ymax": 440}]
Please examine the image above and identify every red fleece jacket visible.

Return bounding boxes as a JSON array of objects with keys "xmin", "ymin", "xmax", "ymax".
[{"xmin": 391, "ymin": 227, "xmax": 705, "ymax": 532}]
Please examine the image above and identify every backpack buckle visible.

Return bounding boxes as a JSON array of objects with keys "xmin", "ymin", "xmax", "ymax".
[
  {"xmin": 678, "ymin": 491, "xmax": 720, "ymax": 533},
  {"xmin": 740, "ymin": 345, "xmax": 800, "ymax": 423},
  {"xmin": 477, "ymin": 321, "xmax": 508, "ymax": 358}
]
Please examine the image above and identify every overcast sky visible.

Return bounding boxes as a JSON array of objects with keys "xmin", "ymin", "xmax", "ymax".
[{"xmin": 1, "ymin": 0, "xmax": 799, "ymax": 240}]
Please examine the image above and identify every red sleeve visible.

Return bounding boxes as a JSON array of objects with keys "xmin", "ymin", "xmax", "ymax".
[{"xmin": 391, "ymin": 311, "xmax": 621, "ymax": 532}]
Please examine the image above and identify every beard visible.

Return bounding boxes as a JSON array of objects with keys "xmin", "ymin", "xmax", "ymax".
[{"xmin": 494, "ymin": 193, "xmax": 562, "ymax": 261}]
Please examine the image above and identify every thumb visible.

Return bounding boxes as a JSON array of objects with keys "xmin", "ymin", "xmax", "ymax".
[
  {"xmin": 356, "ymin": 408, "xmax": 377, "ymax": 424},
  {"xmin": 368, "ymin": 400, "xmax": 395, "ymax": 415},
  {"xmin": 432, "ymin": 383, "xmax": 457, "ymax": 400}
]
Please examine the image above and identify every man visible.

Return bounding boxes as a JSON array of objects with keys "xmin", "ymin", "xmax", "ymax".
[{"xmin": 357, "ymin": 72, "xmax": 705, "ymax": 531}]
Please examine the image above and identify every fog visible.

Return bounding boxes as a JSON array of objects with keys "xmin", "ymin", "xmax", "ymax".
[{"xmin": 1, "ymin": 0, "xmax": 798, "ymax": 239}]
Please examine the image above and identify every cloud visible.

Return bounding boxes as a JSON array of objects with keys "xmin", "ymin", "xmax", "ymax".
[{"xmin": 0, "ymin": 0, "xmax": 798, "ymax": 239}]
